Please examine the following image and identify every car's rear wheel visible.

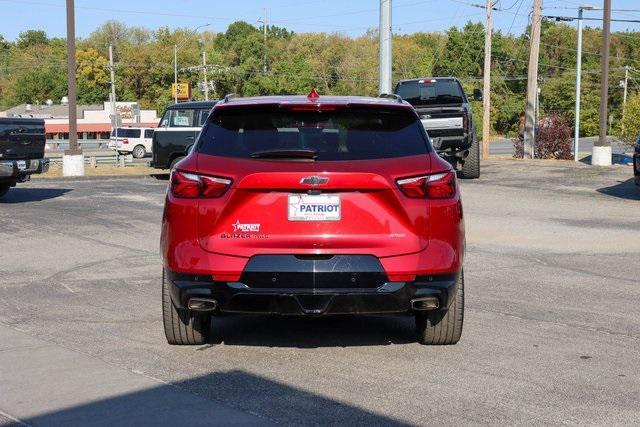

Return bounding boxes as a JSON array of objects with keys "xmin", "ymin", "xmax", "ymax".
[
  {"xmin": 459, "ymin": 139, "xmax": 480, "ymax": 179},
  {"xmin": 0, "ymin": 183, "xmax": 10, "ymax": 199},
  {"xmin": 162, "ymin": 269, "xmax": 210, "ymax": 345},
  {"xmin": 415, "ymin": 270, "xmax": 464, "ymax": 345},
  {"xmin": 132, "ymin": 145, "xmax": 146, "ymax": 159}
]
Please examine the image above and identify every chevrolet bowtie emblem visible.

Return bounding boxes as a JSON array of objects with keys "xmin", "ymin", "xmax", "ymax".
[{"xmin": 300, "ymin": 176, "xmax": 329, "ymax": 186}]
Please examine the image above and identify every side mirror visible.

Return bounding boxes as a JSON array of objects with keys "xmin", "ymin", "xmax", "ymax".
[{"xmin": 473, "ymin": 89, "xmax": 483, "ymax": 102}]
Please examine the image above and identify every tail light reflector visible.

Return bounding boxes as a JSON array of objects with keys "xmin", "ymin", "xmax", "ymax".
[
  {"xmin": 170, "ymin": 170, "xmax": 231, "ymax": 198},
  {"xmin": 122, "ymin": 138, "xmax": 129, "ymax": 144},
  {"xmin": 397, "ymin": 171, "xmax": 456, "ymax": 199},
  {"xmin": 462, "ymin": 111, "xmax": 469, "ymax": 133}
]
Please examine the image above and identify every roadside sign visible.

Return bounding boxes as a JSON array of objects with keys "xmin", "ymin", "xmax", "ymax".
[
  {"xmin": 110, "ymin": 114, "xmax": 122, "ymax": 127},
  {"xmin": 172, "ymin": 83, "xmax": 191, "ymax": 101}
]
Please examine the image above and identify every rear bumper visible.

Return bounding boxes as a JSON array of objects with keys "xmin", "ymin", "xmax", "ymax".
[
  {"xmin": 0, "ymin": 158, "xmax": 49, "ymax": 181},
  {"xmin": 167, "ymin": 269, "xmax": 460, "ymax": 315},
  {"xmin": 430, "ymin": 135, "xmax": 472, "ymax": 154}
]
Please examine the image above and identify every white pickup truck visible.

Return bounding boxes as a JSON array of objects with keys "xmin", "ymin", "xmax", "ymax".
[{"xmin": 394, "ymin": 77, "xmax": 481, "ymax": 179}]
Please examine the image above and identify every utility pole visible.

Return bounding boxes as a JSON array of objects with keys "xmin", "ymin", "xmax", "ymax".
[
  {"xmin": 109, "ymin": 44, "xmax": 120, "ymax": 166},
  {"xmin": 623, "ymin": 65, "xmax": 629, "ymax": 107},
  {"xmin": 481, "ymin": 0, "xmax": 493, "ymax": 160},
  {"xmin": 202, "ymin": 51, "xmax": 209, "ymax": 101},
  {"xmin": 63, "ymin": 0, "xmax": 83, "ymax": 176},
  {"xmin": 263, "ymin": 8, "xmax": 268, "ymax": 74},
  {"xmin": 379, "ymin": 0, "xmax": 392, "ymax": 94},
  {"xmin": 593, "ymin": 0, "xmax": 612, "ymax": 166},
  {"xmin": 524, "ymin": 0, "xmax": 542, "ymax": 159},
  {"xmin": 621, "ymin": 65, "xmax": 629, "ymax": 135}
]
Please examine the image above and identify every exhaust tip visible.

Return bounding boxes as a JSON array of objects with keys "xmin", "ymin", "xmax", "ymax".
[
  {"xmin": 187, "ymin": 298, "xmax": 218, "ymax": 312},
  {"xmin": 411, "ymin": 297, "xmax": 440, "ymax": 311}
]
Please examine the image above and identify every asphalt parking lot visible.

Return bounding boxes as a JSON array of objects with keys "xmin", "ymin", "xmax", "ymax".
[{"xmin": 1, "ymin": 159, "xmax": 639, "ymax": 425}]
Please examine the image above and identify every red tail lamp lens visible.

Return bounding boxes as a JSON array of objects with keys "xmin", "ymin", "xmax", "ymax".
[
  {"xmin": 397, "ymin": 171, "xmax": 456, "ymax": 198},
  {"xmin": 170, "ymin": 171, "xmax": 231, "ymax": 198}
]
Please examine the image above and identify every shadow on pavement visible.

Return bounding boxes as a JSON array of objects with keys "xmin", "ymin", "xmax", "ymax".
[
  {"xmin": 151, "ymin": 173, "xmax": 170, "ymax": 180},
  {"xmin": 208, "ymin": 314, "xmax": 416, "ymax": 348},
  {"xmin": 597, "ymin": 178, "xmax": 640, "ymax": 201},
  {"xmin": 0, "ymin": 188, "xmax": 71, "ymax": 203},
  {"xmin": 23, "ymin": 370, "xmax": 409, "ymax": 426}
]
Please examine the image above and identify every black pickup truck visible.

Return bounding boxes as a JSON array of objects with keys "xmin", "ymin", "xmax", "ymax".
[
  {"xmin": 0, "ymin": 118, "xmax": 50, "ymax": 198},
  {"xmin": 394, "ymin": 77, "xmax": 481, "ymax": 179}
]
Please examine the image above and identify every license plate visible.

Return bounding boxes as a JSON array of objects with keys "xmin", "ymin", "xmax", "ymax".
[
  {"xmin": 288, "ymin": 194, "xmax": 341, "ymax": 221},
  {"xmin": 16, "ymin": 160, "xmax": 26, "ymax": 171}
]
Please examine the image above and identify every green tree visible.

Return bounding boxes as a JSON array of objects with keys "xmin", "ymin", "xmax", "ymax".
[
  {"xmin": 76, "ymin": 48, "xmax": 109, "ymax": 104},
  {"xmin": 16, "ymin": 30, "xmax": 48, "ymax": 49}
]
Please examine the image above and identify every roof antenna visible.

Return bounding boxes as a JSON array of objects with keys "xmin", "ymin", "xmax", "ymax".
[{"xmin": 307, "ymin": 87, "xmax": 320, "ymax": 100}]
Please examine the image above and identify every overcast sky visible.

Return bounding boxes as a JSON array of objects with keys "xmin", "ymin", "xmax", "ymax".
[{"xmin": 1, "ymin": 0, "xmax": 639, "ymax": 41}]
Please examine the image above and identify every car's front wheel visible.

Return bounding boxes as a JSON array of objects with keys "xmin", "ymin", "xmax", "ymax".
[
  {"xmin": 162, "ymin": 269, "xmax": 210, "ymax": 345},
  {"xmin": 415, "ymin": 270, "xmax": 464, "ymax": 345}
]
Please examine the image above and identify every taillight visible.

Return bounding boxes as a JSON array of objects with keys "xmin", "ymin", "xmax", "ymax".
[
  {"xmin": 462, "ymin": 111, "xmax": 469, "ymax": 133},
  {"xmin": 170, "ymin": 170, "xmax": 231, "ymax": 198},
  {"xmin": 396, "ymin": 171, "xmax": 457, "ymax": 199},
  {"xmin": 122, "ymin": 138, "xmax": 129, "ymax": 144}
]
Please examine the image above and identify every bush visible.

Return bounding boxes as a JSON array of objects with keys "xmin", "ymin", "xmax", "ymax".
[{"xmin": 513, "ymin": 114, "xmax": 573, "ymax": 159}]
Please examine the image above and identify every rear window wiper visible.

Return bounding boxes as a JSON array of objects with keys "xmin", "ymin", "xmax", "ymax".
[{"xmin": 250, "ymin": 149, "xmax": 318, "ymax": 160}]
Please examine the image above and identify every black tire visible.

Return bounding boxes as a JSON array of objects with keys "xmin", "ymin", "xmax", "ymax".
[
  {"xmin": 132, "ymin": 145, "xmax": 146, "ymax": 159},
  {"xmin": 169, "ymin": 156, "xmax": 184, "ymax": 170},
  {"xmin": 459, "ymin": 139, "xmax": 480, "ymax": 179},
  {"xmin": 415, "ymin": 270, "xmax": 464, "ymax": 345},
  {"xmin": 0, "ymin": 183, "xmax": 10, "ymax": 199},
  {"xmin": 635, "ymin": 175, "xmax": 640, "ymax": 186},
  {"xmin": 162, "ymin": 269, "xmax": 210, "ymax": 345}
]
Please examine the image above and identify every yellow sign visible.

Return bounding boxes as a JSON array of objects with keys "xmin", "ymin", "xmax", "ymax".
[{"xmin": 172, "ymin": 83, "xmax": 191, "ymax": 100}]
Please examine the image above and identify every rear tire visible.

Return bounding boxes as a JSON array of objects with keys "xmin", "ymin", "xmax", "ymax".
[
  {"xmin": 169, "ymin": 156, "xmax": 184, "ymax": 170},
  {"xmin": 162, "ymin": 269, "xmax": 210, "ymax": 345},
  {"xmin": 0, "ymin": 183, "xmax": 10, "ymax": 199},
  {"xmin": 415, "ymin": 270, "xmax": 464, "ymax": 345},
  {"xmin": 132, "ymin": 145, "xmax": 146, "ymax": 159},
  {"xmin": 459, "ymin": 139, "xmax": 480, "ymax": 179}
]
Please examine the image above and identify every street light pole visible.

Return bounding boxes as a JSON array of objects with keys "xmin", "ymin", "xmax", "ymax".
[
  {"xmin": 379, "ymin": 0, "xmax": 392, "ymax": 95},
  {"xmin": 573, "ymin": 7, "xmax": 585, "ymax": 161},
  {"xmin": 173, "ymin": 24, "xmax": 210, "ymax": 105},
  {"xmin": 174, "ymin": 44, "xmax": 178, "ymax": 104}
]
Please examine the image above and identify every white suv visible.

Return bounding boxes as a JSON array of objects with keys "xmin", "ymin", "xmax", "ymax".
[{"xmin": 109, "ymin": 127, "xmax": 155, "ymax": 158}]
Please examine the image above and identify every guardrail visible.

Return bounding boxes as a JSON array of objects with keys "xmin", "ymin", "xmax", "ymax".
[
  {"xmin": 47, "ymin": 153, "xmax": 137, "ymax": 167},
  {"xmin": 45, "ymin": 139, "xmax": 111, "ymax": 151}
]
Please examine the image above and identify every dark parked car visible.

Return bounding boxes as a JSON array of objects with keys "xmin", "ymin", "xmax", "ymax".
[
  {"xmin": 634, "ymin": 135, "xmax": 640, "ymax": 186},
  {"xmin": 394, "ymin": 77, "xmax": 481, "ymax": 179},
  {"xmin": 151, "ymin": 100, "xmax": 218, "ymax": 170},
  {"xmin": 0, "ymin": 117, "xmax": 49, "ymax": 198}
]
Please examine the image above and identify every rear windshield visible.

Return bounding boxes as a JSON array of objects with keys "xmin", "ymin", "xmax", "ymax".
[
  {"xmin": 395, "ymin": 80, "xmax": 465, "ymax": 106},
  {"xmin": 111, "ymin": 128, "xmax": 141, "ymax": 138},
  {"xmin": 196, "ymin": 109, "xmax": 428, "ymax": 161}
]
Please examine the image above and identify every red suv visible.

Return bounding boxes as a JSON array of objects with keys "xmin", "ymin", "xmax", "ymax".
[{"xmin": 161, "ymin": 92, "xmax": 465, "ymax": 345}]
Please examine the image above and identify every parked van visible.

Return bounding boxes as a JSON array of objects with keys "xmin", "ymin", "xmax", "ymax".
[{"xmin": 109, "ymin": 127, "xmax": 155, "ymax": 158}]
